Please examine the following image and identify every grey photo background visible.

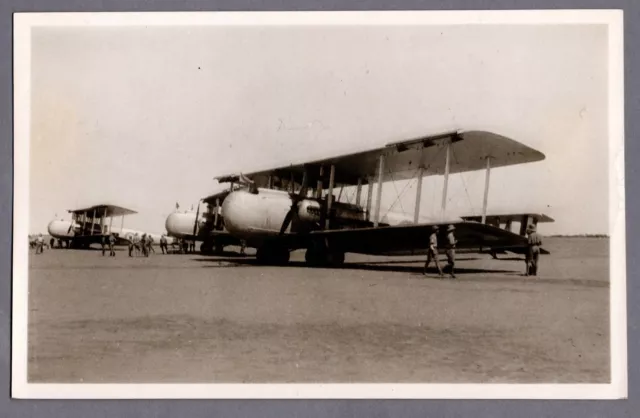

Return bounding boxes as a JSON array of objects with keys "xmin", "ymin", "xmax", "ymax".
[{"xmin": 2, "ymin": 2, "xmax": 637, "ymax": 418}]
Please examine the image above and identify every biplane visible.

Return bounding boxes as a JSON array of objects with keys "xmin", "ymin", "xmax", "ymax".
[
  {"xmin": 47, "ymin": 204, "xmax": 172, "ymax": 249},
  {"xmin": 212, "ymin": 130, "xmax": 552, "ymax": 266}
]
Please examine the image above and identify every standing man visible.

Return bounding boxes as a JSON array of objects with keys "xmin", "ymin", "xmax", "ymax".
[
  {"xmin": 526, "ymin": 224, "xmax": 542, "ymax": 276},
  {"xmin": 160, "ymin": 234, "xmax": 168, "ymax": 254},
  {"xmin": 108, "ymin": 233, "xmax": 116, "ymax": 257},
  {"xmin": 50, "ymin": 237, "xmax": 55, "ymax": 249},
  {"xmin": 35, "ymin": 233, "xmax": 45, "ymax": 254},
  {"xmin": 445, "ymin": 224, "xmax": 457, "ymax": 279},
  {"xmin": 189, "ymin": 240, "xmax": 195, "ymax": 253},
  {"xmin": 100, "ymin": 235, "xmax": 107, "ymax": 256},
  {"xmin": 424, "ymin": 225, "xmax": 443, "ymax": 277}
]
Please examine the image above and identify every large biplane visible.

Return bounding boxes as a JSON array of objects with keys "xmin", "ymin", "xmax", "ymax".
[
  {"xmin": 212, "ymin": 130, "xmax": 552, "ymax": 266},
  {"xmin": 47, "ymin": 204, "xmax": 171, "ymax": 249}
]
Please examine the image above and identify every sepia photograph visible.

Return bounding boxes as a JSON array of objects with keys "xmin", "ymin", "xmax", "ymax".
[{"xmin": 12, "ymin": 11, "xmax": 626, "ymax": 398}]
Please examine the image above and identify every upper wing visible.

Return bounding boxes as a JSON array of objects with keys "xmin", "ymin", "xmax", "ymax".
[
  {"xmin": 289, "ymin": 221, "xmax": 530, "ymax": 256},
  {"xmin": 216, "ymin": 130, "xmax": 545, "ymax": 188},
  {"xmin": 461, "ymin": 213, "xmax": 555, "ymax": 224},
  {"xmin": 68, "ymin": 204, "xmax": 137, "ymax": 217}
]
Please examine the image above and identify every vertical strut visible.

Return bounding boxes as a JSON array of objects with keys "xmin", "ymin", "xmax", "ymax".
[
  {"xmin": 90, "ymin": 209, "xmax": 96, "ymax": 235},
  {"xmin": 214, "ymin": 198, "xmax": 220, "ymax": 230},
  {"xmin": 414, "ymin": 166, "xmax": 424, "ymax": 223},
  {"xmin": 325, "ymin": 164, "xmax": 336, "ymax": 229},
  {"xmin": 366, "ymin": 178, "xmax": 374, "ymax": 221},
  {"xmin": 355, "ymin": 178, "xmax": 362, "ymax": 207},
  {"xmin": 440, "ymin": 140, "xmax": 451, "ymax": 219},
  {"xmin": 374, "ymin": 154, "xmax": 385, "ymax": 227},
  {"xmin": 481, "ymin": 157, "xmax": 492, "ymax": 224},
  {"xmin": 316, "ymin": 166, "xmax": 324, "ymax": 199}
]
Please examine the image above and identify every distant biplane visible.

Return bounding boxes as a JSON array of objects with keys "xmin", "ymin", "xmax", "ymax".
[
  {"xmin": 47, "ymin": 204, "xmax": 173, "ymax": 249},
  {"xmin": 205, "ymin": 130, "xmax": 553, "ymax": 266}
]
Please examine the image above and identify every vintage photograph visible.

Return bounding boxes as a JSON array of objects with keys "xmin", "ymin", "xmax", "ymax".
[{"xmin": 12, "ymin": 11, "xmax": 625, "ymax": 398}]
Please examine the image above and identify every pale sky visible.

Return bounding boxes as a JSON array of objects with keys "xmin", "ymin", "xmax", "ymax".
[{"xmin": 29, "ymin": 23, "xmax": 609, "ymax": 235}]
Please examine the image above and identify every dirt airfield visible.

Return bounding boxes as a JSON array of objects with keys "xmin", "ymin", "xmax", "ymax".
[{"xmin": 27, "ymin": 237, "xmax": 610, "ymax": 383}]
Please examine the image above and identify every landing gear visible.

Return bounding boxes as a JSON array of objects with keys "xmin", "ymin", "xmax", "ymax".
[
  {"xmin": 200, "ymin": 241, "xmax": 213, "ymax": 255},
  {"xmin": 304, "ymin": 246, "xmax": 345, "ymax": 267},
  {"xmin": 256, "ymin": 246, "xmax": 290, "ymax": 265},
  {"xmin": 200, "ymin": 241, "xmax": 225, "ymax": 255}
]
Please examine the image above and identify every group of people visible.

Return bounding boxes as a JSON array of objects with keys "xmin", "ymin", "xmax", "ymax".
[
  {"xmin": 424, "ymin": 224, "xmax": 458, "ymax": 279},
  {"xmin": 100, "ymin": 233, "xmax": 118, "ymax": 257},
  {"xmin": 120, "ymin": 233, "xmax": 156, "ymax": 257},
  {"xmin": 423, "ymin": 223, "xmax": 542, "ymax": 278}
]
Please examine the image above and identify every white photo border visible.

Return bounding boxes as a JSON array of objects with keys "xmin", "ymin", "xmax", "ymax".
[{"xmin": 12, "ymin": 9, "xmax": 627, "ymax": 399}]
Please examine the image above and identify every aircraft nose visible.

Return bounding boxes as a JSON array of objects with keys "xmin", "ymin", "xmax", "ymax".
[
  {"xmin": 47, "ymin": 219, "xmax": 70, "ymax": 237},
  {"xmin": 165, "ymin": 212, "xmax": 197, "ymax": 238}
]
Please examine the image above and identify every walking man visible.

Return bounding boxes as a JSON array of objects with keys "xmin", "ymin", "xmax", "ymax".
[
  {"xmin": 424, "ymin": 225, "xmax": 443, "ymax": 276},
  {"xmin": 526, "ymin": 224, "xmax": 542, "ymax": 276},
  {"xmin": 140, "ymin": 234, "xmax": 148, "ymax": 257},
  {"xmin": 445, "ymin": 224, "xmax": 457, "ymax": 279},
  {"xmin": 147, "ymin": 234, "xmax": 155, "ymax": 255}
]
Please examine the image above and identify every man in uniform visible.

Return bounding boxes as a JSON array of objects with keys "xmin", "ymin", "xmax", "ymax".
[
  {"xmin": 424, "ymin": 225, "xmax": 443, "ymax": 277},
  {"xmin": 108, "ymin": 233, "xmax": 116, "ymax": 257},
  {"xmin": 445, "ymin": 224, "xmax": 457, "ymax": 279},
  {"xmin": 100, "ymin": 235, "xmax": 107, "ymax": 256},
  {"xmin": 160, "ymin": 234, "xmax": 168, "ymax": 254},
  {"xmin": 189, "ymin": 240, "xmax": 195, "ymax": 253},
  {"xmin": 526, "ymin": 224, "xmax": 542, "ymax": 276},
  {"xmin": 50, "ymin": 237, "xmax": 55, "ymax": 249}
]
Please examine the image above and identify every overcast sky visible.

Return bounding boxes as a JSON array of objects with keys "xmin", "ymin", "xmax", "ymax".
[{"xmin": 29, "ymin": 23, "xmax": 609, "ymax": 235}]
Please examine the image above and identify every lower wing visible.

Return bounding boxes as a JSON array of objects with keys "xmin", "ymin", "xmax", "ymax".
[{"xmin": 291, "ymin": 221, "xmax": 546, "ymax": 256}]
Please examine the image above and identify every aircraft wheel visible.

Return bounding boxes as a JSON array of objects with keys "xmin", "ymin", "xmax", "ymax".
[
  {"xmin": 256, "ymin": 246, "xmax": 289, "ymax": 265},
  {"xmin": 215, "ymin": 244, "xmax": 224, "ymax": 254},
  {"xmin": 200, "ymin": 242, "xmax": 213, "ymax": 255},
  {"xmin": 327, "ymin": 251, "xmax": 345, "ymax": 267},
  {"xmin": 305, "ymin": 247, "xmax": 323, "ymax": 266}
]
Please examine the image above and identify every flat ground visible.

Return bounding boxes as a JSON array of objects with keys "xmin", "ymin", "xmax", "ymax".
[{"xmin": 27, "ymin": 238, "xmax": 610, "ymax": 383}]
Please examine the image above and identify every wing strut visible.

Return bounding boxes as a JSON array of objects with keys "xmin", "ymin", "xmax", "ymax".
[
  {"xmin": 355, "ymin": 178, "xmax": 362, "ymax": 206},
  {"xmin": 373, "ymin": 154, "xmax": 385, "ymax": 227},
  {"xmin": 481, "ymin": 157, "xmax": 492, "ymax": 224},
  {"xmin": 325, "ymin": 164, "xmax": 336, "ymax": 229},
  {"xmin": 440, "ymin": 140, "xmax": 451, "ymax": 219},
  {"xmin": 414, "ymin": 166, "xmax": 424, "ymax": 223},
  {"xmin": 365, "ymin": 177, "xmax": 374, "ymax": 221},
  {"xmin": 90, "ymin": 209, "xmax": 96, "ymax": 235}
]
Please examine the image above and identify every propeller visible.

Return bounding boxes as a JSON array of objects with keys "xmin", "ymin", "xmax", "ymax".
[
  {"xmin": 279, "ymin": 170, "xmax": 309, "ymax": 235},
  {"xmin": 192, "ymin": 201, "xmax": 201, "ymax": 237}
]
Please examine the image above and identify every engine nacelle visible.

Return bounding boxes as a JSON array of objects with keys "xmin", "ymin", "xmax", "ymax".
[{"xmin": 297, "ymin": 200, "xmax": 322, "ymax": 222}]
